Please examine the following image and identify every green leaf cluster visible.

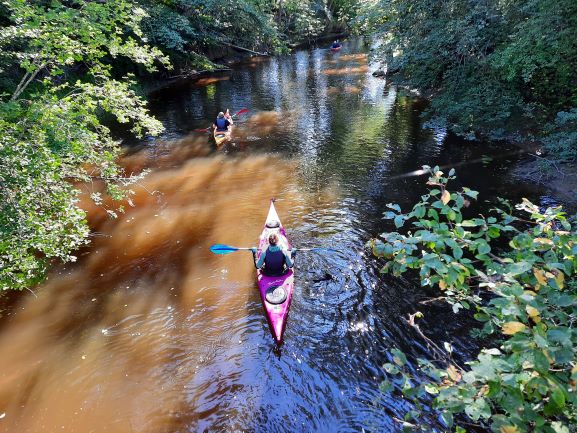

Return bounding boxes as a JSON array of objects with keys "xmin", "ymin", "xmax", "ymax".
[
  {"xmin": 135, "ymin": 0, "xmax": 362, "ymax": 71},
  {"xmin": 370, "ymin": 166, "xmax": 577, "ymax": 431},
  {"xmin": 357, "ymin": 0, "xmax": 577, "ymax": 159},
  {"xmin": 0, "ymin": 0, "xmax": 166, "ymax": 290}
]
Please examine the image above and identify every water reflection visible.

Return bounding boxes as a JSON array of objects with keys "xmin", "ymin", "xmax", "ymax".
[{"xmin": 0, "ymin": 39, "xmax": 557, "ymax": 433}]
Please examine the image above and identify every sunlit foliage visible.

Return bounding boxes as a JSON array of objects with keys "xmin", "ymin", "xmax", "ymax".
[
  {"xmin": 370, "ymin": 167, "xmax": 577, "ymax": 431},
  {"xmin": 0, "ymin": 0, "xmax": 168, "ymax": 290},
  {"xmin": 359, "ymin": 0, "xmax": 577, "ymax": 159},
  {"xmin": 137, "ymin": 0, "xmax": 359, "ymax": 72}
]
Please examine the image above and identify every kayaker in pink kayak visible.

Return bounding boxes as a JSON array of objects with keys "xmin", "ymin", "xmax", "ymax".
[{"xmin": 252, "ymin": 233, "xmax": 294, "ymax": 276}]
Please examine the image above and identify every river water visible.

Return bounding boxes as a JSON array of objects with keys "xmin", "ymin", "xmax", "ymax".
[{"xmin": 0, "ymin": 39, "xmax": 561, "ymax": 432}]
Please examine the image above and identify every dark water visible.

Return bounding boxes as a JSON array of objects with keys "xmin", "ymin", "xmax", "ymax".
[{"xmin": 0, "ymin": 39, "xmax": 563, "ymax": 432}]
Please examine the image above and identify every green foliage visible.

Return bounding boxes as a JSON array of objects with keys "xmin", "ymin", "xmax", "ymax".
[
  {"xmin": 370, "ymin": 166, "xmax": 577, "ymax": 431},
  {"xmin": 0, "ymin": 0, "xmax": 167, "ymax": 290},
  {"xmin": 542, "ymin": 109, "xmax": 577, "ymax": 163},
  {"xmin": 136, "ymin": 0, "xmax": 361, "ymax": 71},
  {"xmin": 359, "ymin": 0, "xmax": 577, "ymax": 154},
  {"xmin": 138, "ymin": 0, "xmax": 284, "ymax": 69}
]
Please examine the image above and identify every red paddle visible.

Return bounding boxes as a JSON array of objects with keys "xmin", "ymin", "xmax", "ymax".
[{"xmin": 194, "ymin": 108, "xmax": 249, "ymax": 132}]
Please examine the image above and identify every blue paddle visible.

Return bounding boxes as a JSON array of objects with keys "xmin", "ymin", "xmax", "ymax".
[
  {"xmin": 209, "ymin": 244, "xmax": 337, "ymax": 255},
  {"xmin": 210, "ymin": 244, "xmax": 253, "ymax": 254}
]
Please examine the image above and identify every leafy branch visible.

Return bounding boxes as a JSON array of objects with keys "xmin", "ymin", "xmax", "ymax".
[{"xmin": 370, "ymin": 166, "xmax": 577, "ymax": 432}]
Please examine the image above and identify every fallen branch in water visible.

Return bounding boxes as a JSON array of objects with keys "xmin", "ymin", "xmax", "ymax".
[
  {"xmin": 222, "ymin": 42, "xmax": 268, "ymax": 56},
  {"xmin": 419, "ymin": 296, "xmax": 447, "ymax": 305},
  {"xmin": 406, "ymin": 312, "xmax": 465, "ymax": 370},
  {"xmin": 167, "ymin": 68, "xmax": 232, "ymax": 80}
]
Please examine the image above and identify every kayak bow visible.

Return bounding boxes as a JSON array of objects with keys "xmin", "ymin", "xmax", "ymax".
[
  {"xmin": 256, "ymin": 200, "xmax": 294, "ymax": 344},
  {"xmin": 213, "ymin": 126, "xmax": 231, "ymax": 146}
]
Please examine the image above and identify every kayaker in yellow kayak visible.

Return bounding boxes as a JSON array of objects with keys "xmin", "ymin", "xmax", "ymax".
[
  {"xmin": 213, "ymin": 109, "xmax": 233, "ymax": 132},
  {"xmin": 251, "ymin": 233, "xmax": 295, "ymax": 277}
]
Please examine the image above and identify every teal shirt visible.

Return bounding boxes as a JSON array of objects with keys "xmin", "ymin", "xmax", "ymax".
[{"xmin": 256, "ymin": 245, "xmax": 294, "ymax": 269}]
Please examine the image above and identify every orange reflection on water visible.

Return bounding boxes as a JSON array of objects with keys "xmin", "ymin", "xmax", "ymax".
[
  {"xmin": 337, "ymin": 54, "xmax": 367, "ymax": 62},
  {"xmin": 322, "ymin": 66, "xmax": 370, "ymax": 76},
  {"xmin": 194, "ymin": 76, "xmax": 231, "ymax": 87}
]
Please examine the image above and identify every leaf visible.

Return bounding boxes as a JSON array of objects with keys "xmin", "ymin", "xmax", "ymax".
[
  {"xmin": 507, "ymin": 261, "xmax": 532, "ymax": 276},
  {"xmin": 441, "ymin": 189, "xmax": 451, "ymax": 204},
  {"xmin": 463, "ymin": 188, "xmax": 479, "ymax": 199},
  {"xmin": 477, "ymin": 241, "xmax": 491, "ymax": 255},
  {"xmin": 379, "ymin": 379, "xmax": 394, "ymax": 393},
  {"xmin": 391, "ymin": 348, "xmax": 407, "ymax": 366},
  {"xmin": 500, "ymin": 427, "xmax": 520, "ymax": 433},
  {"xmin": 382, "ymin": 363, "xmax": 400, "ymax": 375},
  {"xmin": 551, "ymin": 386, "xmax": 566, "ymax": 409},
  {"xmin": 465, "ymin": 397, "xmax": 490, "ymax": 421},
  {"xmin": 447, "ymin": 365, "xmax": 461, "ymax": 382},
  {"xmin": 551, "ymin": 422, "xmax": 570, "ymax": 433},
  {"xmin": 534, "ymin": 269, "xmax": 547, "ymax": 285},
  {"xmin": 394, "ymin": 215, "xmax": 405, "ymax": 228},
  {"xmin": 534, "ymin": 237, "xmax": 554, "ymax": 246},
  {"xmin": 452, "ymin": 246, "xmax": 463, "ymax": 259},
  {"xmin": 440, "ymin": 411, "xmax": 453, "ymax": 428},
  {"xmin": 502, "ymin": 321, "xmax": 526, "ymax": 335},
  {"xmin": 533, "ymin": 350, "xmax": 550, "ymax": 372},
  {"xmin": 526, "ymin": 305, "xmax": 541, "ymax": 323},
  {"xmin": 555, "ymin": 271, "xmax": 565, "ymax": 289}
]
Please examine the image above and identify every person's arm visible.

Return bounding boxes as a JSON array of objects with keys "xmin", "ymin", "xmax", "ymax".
[
  {"xmin": 255, "ymin": 249, "xmax": 266, "ymax": 268},
  {"xmin": 225, "ymin": 109, "xmax": 234, "ymax": 125},
  {"xmin": 283, "ymin": 249, "xmax": 294, "ymax": 268}
]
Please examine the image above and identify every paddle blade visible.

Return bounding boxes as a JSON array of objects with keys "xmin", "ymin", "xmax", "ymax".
[
  {"xmin": 233, "ymin": 108, "xmax": 249, "ymax": 118},
  {"xmin": 194, "ymin": 127, "xmax": 210, "ymax": 133},
  {"xmin": 209, "ymin": 244, "xmax": 239, "ymax": 255},
  {"xmin": 299, "ymin": 247, "xmax": 338, "ymax": 253}
]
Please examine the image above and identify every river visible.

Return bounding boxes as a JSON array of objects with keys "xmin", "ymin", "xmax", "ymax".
[{"xmin": 0, "ymin": 39, "xmax": 562, "ymax": 432}]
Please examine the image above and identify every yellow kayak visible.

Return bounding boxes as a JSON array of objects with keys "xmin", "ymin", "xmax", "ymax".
[{"xmin": 213, "ymin": 126, "xmax": 232, "ymax": 146}]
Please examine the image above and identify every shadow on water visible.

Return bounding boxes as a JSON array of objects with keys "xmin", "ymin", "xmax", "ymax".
[{"xmin": 0, "ymin": 38, "xmax": 567, "ymax": 433}]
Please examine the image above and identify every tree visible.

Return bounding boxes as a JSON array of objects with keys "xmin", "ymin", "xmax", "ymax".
[
  {"xmin": 359, "ymin": 0, "xmax": 577, "ymax": 157},
  {"xmin": 0, "ymin": 0, "xmax": 169, "ymax": 290},
  {"xmin": 369, "ymin": 166, "xmax": 577, "ymax": 431}
]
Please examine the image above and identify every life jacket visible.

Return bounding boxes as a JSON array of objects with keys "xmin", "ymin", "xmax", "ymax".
[
  {"xmin": 215, "ymin": 117, "xmax": 228, "ymax": 131},
  {"xmin": 263, "ymin": 247, "xmax": 285, "ymax": 276}
]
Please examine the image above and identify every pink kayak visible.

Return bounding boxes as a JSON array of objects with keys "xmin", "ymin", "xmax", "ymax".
[{"xmin": 256, "ymin": 200, "xmax": 294, "ymax": 344}]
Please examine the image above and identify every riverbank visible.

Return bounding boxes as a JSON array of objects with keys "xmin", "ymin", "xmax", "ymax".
[
  {"xmin": 512, "ymin": 157, "xmax": 577, "ymax": 205},
  {"xmin": 370, "ymin": 66, "xmax": 577, "ymax": 207}
]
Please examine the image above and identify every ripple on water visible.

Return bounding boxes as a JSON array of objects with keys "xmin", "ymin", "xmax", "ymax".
[{"xmin": 0, "ymin": 38, "xmax": 553, "ymax": 433}]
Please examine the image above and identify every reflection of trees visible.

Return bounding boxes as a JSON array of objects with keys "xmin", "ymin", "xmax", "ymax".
[{"xmin": 306, "ymin": 89, "xmax": 434, "ymax": 189}]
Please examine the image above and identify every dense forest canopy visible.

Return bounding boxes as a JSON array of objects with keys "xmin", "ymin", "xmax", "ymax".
[{"xmin": 359, "ymin": 0, "xmax": 577, "ymax": 160}]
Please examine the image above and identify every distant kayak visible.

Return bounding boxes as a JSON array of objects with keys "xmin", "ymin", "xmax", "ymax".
[
  {"xmin": 256, "ymin": 200, "xmax": 294, "ymax": 344},
  {"xmin": 213, "ymin": 126, "xmax": 231, "ymax": 146},
  {"xmin": 330, "ymin": 45, "xmax": 342, "ymax": 52}
]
